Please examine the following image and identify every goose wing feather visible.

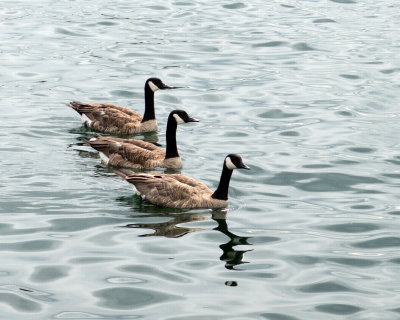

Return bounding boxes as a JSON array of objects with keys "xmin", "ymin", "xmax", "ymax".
[
  {"xmin": 68, "ymin": 101, "xmax": 143, "ymax": 133},
  {"xmin": 89, "ymin": 136, "xmax": 165, "ymax": 168},
  {"xmin": 68, "ymin": 101, "xmax": 141, "ymax": 118},
  {"xmin": 125, "ymin": 173, "xmax": 213, "ymax": 207}
]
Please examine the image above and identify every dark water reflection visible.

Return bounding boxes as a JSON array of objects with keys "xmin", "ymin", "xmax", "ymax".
[
  {"xmin": 121, "ymin": 200, "xmax": 252, "ymax": 270},
  {"xmin": 124, "ymin": 212, "xmax": 206, "ymax": 238},
  {"xmin": 212, "ymin": 211, "xmax": 252, "ymax": 270}
]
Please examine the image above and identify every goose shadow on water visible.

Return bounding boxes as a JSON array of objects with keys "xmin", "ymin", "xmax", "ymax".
[{"xmin": 118, "ymin": 195, "xmax": 252, "ymax": 270}]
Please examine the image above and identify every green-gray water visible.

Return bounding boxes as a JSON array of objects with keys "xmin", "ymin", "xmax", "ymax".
[{"xmin": 1, "ymin": 0, "xmax": 400, "ymax": 319}]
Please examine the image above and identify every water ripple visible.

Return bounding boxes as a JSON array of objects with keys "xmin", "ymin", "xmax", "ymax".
[
  {"xmin": 93, "ymin": 287, "xmax": 182, "ymax": 310},
  {"xmin": 30, "ymin": 265, "xmax": 70, "ymax": 283},
  {"xmin": 327, "ymin": 257, "xmax": 379, "ymax": 267},
  {"xmin": 0, "ymin": 292, "xmax": 42, "ymax": 312},
  {"xmin": 266, "ymin": 172, "xmax": 382, "ymax": 192},
  {"xmin": 297, "ymin": 281, "xmax": 354, "ymax": 293},
  {"xmin": 0, "ymin": 240, "xmax": 61, "ymax": 252},
  {"xmin": 352, "ymin": 237, "xmax": 400, "ymax": 249},
  {"xmin": 329, "ymin": 0, "xmax": 356, "ymax": 3},
  {"xmin": 321, "ymin": 222, "xmax": 381, "ymax": 233},
  {"xmin": 118, "ymin": 264, "xmax": 192, "ymax": 284},
  {"xmin": 253, "ymin": 41, "xmax": 289, "ymax": 48},
  {"xmin": 315, "ymin": 303, "xmax": 363, "ymax": 315},
  {"xmin": 222, "ymin": 3, "xmax": 246, "ymax": 10},
  {"xmin": 261, "ymin": 313, "xmax": 300, "ymax": 320}
]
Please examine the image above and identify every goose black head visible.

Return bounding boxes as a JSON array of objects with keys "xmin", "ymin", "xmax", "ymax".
[
  {"xmin": 145, "ymin": 78, "xmax": 181, "ymax": 92},
  {"xmin": 225, "ymin": 154, "xmax": 250, "ymax": 170},
  {"xmin": 170, "ymin": 110, "xmax": 199, "ymax": 124}
]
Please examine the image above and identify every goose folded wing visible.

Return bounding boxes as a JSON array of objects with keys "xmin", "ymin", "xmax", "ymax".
[
  {"xmin": 127, "ymin": 174, "xmax": 209, "ymax": 203},
  {"xmin": 124, "ymin": 139, "xmax": 162, "ymax": 152},
  {"xmin": 90, "ymin": 105, "xmax": 141, "ymax": 128},
  {"xmin": 120, "ymin": 142, "xmax": 164, "ymax": 165},
  {"xmin": 169, "ymin": 174, "xmax": 211, "ymax": 193}
]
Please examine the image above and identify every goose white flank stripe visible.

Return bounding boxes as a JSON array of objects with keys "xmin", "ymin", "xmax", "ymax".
[
  {"xmin": 81, "ymin": 114, "xmax": 92, "ymax": 126},
  {"xmin": 98, "ymin": 152, "xmax": 110, "ymax": 165}
]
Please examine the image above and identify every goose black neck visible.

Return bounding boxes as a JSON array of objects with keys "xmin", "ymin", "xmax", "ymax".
[
  {"xmin": 142, "ymin": 86, "xmax": 155, "ymax": 122},
  {"xmin": 211, "ymin": 165, "xmax": 233, "ymax": 200},
  {"xmin": 164, "ymin": 115, "xmax": 179, "ymax": 159}
]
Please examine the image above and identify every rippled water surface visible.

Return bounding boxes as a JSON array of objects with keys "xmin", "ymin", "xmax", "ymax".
[{"xmin": 1, "ymin": 0, "xmax": 400, "ymax": 319}]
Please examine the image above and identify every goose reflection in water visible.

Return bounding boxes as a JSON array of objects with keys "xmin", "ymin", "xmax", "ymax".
[
  {"xmin": 124, "ymin": 212, "xmax": 206, "ymax": 238},
  {"xmin": 117, "ymin": 195, "xmax": 204, "ymax": 238},
  {"xmin": 212, "ymin": 211, "xmax": 252, "ymax": 270},
  {"xmin": 119, "ymin": 196, "xmax": 252, "ymax": 269}
]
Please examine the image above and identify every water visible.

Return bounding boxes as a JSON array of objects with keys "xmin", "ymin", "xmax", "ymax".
[{"xmin": 1, "ymin": 0, "xmax": 400, "ymax": 319}]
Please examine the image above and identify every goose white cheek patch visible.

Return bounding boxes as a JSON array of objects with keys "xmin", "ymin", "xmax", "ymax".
[
  {"xmin": 148, "ymin": 81, "xmax": 159, "ymax": 92},
  {"xmin": 173, "ymin": 114, "xmax": 185, "ymax": 124},
  {"xmin": 225, "ymin": 157, "xmax": 237, "ymax": 170}
]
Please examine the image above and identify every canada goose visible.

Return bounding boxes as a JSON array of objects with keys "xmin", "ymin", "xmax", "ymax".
[
  {"xmin": 114, "ymin": 154, "xmax": 250, "ymax": 209},
  {"xmin": 87, "ymin": 110, "xmax": 199, "ymax": 169},
  {"xmin": 67, "ymin": 78, "xmax": 179, "ymax": 134}
]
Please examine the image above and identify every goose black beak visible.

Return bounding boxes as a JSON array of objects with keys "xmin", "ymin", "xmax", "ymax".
[
  {"xmin": 239, "ymin": 163, "xmax": 251, "ymax": 170},
  {"xmin": 188, "ymin": 117, "xmax": 200, "ymax": 123},
  {"xmin": 161, "ymin": 84, "xmax": 183, "ymax": 90}
]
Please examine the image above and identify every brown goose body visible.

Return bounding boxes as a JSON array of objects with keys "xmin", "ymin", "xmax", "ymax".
[
  {"xmin": 68, "ymin": 78, "xmax": 178, "ymax": 134},
  {"xmin": 68, "ymin": 102, "xmax": 157, "ymax": 134},
  {"xmin": 114, "ymin": 154, "xmax": 250, "ymax": 209},
  {"xmin": 116, "ymin": 171, "xmax": 228, "ymax": 209},
  {"xmin": 88, "ymin": 110, "xmax": 198, "ymax": 169}
]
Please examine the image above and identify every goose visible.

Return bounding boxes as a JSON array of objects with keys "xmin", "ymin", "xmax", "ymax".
[
  {"xmin": 67, "ymin": 77, "xmax": 179, "ymax": 134},
  {"xmin": 114, "ymin": 154, "xmax": 250, "ymax": 209},
  {"xmin": 87, "ymin": 110, "xmax": 199, "ymax": 169}
]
